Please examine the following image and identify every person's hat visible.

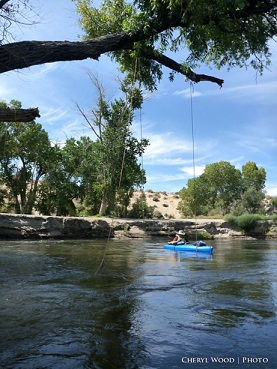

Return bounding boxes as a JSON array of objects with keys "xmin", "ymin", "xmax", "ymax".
[{"xmin": 176, "ymin": 230, "xmax": 186, "ymax": 235}]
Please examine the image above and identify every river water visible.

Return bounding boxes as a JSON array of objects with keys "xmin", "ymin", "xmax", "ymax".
[{"xmin": 0, "ymin": 238, "xmax": 277, "ymax": 369}]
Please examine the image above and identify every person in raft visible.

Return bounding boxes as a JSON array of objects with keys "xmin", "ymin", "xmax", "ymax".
[{"xmin": 168, "ymin": 230, "xmax": 189, "ymax": 244}]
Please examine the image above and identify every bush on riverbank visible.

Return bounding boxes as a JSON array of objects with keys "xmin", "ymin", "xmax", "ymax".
[
  {"xmin": 188, "ymin": 230, "xmax": 214, "ymax": 240},
  {"xmin": 224, "ymin": 214, "xmax": 277, "ymax": 234}
]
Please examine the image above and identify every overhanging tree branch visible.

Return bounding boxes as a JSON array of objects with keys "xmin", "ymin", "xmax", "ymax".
[
  {"xmin": 0, "ymin": 0, "xmax": 10, "ymax": 9},
  {"xmin": 142, "ymin": 49, "xmax": 224, "ymax": 87},
  {"xmin": 0, "ymin": 107, "xmax": 40, "ymax": 122},
  {"xmin": 1, "ymin": 0, "xmax": 276, "ymax": 121},
  {"xmin": 0, "ymin": 32, "xmax": 133, "ymax": 73},
  {"xmin": 0, "ymin": 31, "xmax": 222, "ymax": 87},
  {"xmin": 0, "ymin": 31, "xmax": 224, "ymax": 121}
]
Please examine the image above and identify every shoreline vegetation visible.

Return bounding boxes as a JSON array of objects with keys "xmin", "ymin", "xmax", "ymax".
[{"xmin": 0, "ymin": 213, "xmax": 277, "ymax": 240}]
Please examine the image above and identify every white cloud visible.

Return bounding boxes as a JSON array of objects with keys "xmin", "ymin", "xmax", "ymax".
[
  {"xmin": 181, "ymin": 165, "xmax": 205, "ymax": 177},
  {"xmin": 220, "ymin": 80, "xmax": 277, "ymax": 104},
  {"xmin": 144, "ymin": 132, "xmax": 192, "ymax": 156},
  {"xmin": 146, "ymin": 173, "xmax": 187, "ymax": 183},
  {"xmin": 41, "ymin": 107, "xmax": 68, "ymax": 124},
  {"xmin": 173, "ymin": 88, "xmax": 202, "ymax": 98},
  {"xmin": 140, "ymin": 125, "xmax": 220, "ymax": 169},
  {"xmin": 266, "ymin": 187, "xmax": 277, "ymax": 197},
  {"xmin": 144, "ymin": 156, "xmax": 191, "ymax": 166},
  {"xmin": 266, "ymin": 138, "xmax": 277, "ymax": 148},
  {"xmin": 0, "ymin": 83, "xmax": 14, "ymax": 98}
]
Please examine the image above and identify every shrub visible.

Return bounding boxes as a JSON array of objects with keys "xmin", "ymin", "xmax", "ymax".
[
  {"xmin": 271, "ymin": 196, "xmax": 277, "ymax": 207},
  {"xmin": 153, "ymin": 210, "xmax": 163, "ymax": 219},
  {"xmin": 225, "ymin": 214, "xmax": 265, "ymax": 234},
  {"xmin": 224, "ymin": 214, "xmax": 237, "ymax": 225},
  {"xmin": 189, "ymin": 230, "xmax": 214, "ymax": 240},
  {"xmin": 208, "ymin": 208, "xmax": 224, "ymax": 218},
  {"xmin": 235, "ymin": 214, "xmax": 261, "ymax": 233},
  {"xmin": 128, "ymin": 197, "xmax": 154, "ymax": 218}
]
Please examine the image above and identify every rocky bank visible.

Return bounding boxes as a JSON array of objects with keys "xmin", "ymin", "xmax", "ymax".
[{"xmin": 0, "ymin": 213, "xmax": 277, "ymax": 240}]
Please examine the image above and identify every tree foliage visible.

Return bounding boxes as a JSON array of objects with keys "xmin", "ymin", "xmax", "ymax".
[
  {"xmin": 203, "ymin": 161, "xmax": 242, "ymax": 214},
  {"xmin": 0, "ymin": 1, "xmax": 276, "ymax": 120},
  {"xmin": 179, "ymin": 160, "xmax": 267, "ymax": 217},
  {"xmin": 75, "ymin": 0, "xmax": 277, "ymax": 89},
  {"xmin": 0, "ymin": 100, "xmax": 54, "ymax": 213},
  {"xmin": 178, "ymin": 175, "xmax": 210, "ymax": 216},
  {"xmin": 128, "ymin": 190, "xmax": 155, "ymax": 218},
  {"xmin": 241, "ymin": 161, "xmax": 266, "ymax": 192},
  {"xmin": 77, "ymin": 74, "xmax": 148, "ymax": 216},
  {"xmin": 234, "ymin": 186, "xmax": 265, "ymax": 215},
  {"xmin": 0, "ymin": 1, "xmax": 276, "ymax": 83},
  {"xmin": 36, "ymin": 139, "xmax": 85, "ymax": 216},
  {"xmin": 0, "ymin": 75, "xmax": 148, "ymax": 217}
]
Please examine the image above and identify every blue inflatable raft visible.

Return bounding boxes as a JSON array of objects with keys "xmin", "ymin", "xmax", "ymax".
[{"xmin": 164, "ymin": 241, "xmax": 213, "ymax": 253}]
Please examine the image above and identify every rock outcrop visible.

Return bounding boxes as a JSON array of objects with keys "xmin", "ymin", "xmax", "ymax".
[
  {"xmin": 0, "ymin": 213, "xmax": 276, "ymax": 240},
  {"xmin": 0, "ymin": 214, "xmax": 110, "ymax": 239}
]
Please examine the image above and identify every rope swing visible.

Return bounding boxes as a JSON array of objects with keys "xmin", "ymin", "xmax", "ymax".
[
  {"xmin": 95, "ymin": 58, "xmax": 140, "ymax": 274},
  {"xmin": 189, "ymin": 81, "xmax": 198, "ymax": 242}
]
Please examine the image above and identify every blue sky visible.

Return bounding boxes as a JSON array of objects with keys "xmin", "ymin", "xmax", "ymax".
[{"xmin": 1, "ymin": 0, "xmax": 277, "ymax": 195}]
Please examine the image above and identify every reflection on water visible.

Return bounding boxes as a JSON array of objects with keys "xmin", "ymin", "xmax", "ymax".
[{"xmin": 0, "ymin": 238, "xmax": 277, "ymax": 368}]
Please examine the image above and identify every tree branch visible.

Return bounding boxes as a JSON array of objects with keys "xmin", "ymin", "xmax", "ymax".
[
  {"xmin": 75, "ymin": 102, "xmax": 101, "ymax": 141},
  {"xmin": 142, "ymin": 50, "xmax": 224, "ymax": 87},
  {"xmin": 0, "ymin": 32, "xmax": 135, "ymax": 74},
  {"xmin": 0, "ymin": 107, "xmax": 40, "ymax": 122},
  {"xmin": 0, "ymin": 30, "xmax": 224, "ymax": 85},
  {"xmin": 0, "ymin": 0, "xmax": 10, "ymax": 10},
  {"xmin": 0, "ymin": 32, "xmax": 224, "ymax": 121}
]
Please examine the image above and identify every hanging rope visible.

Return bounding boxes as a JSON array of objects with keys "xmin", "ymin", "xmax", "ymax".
[
  {"xmin": 118, "ymin": 57, "xmax": 139, "ymax": 189},
  {"xmin": 189, "ymin": 82, "xmax": 198, "ymax": 242},
  {"xmin": 139, "ymin": 105, "xmax": 146, "ymax": 221},
  {"xmin": 95, "ymin": 58, "xmax": 139, "ymax": 274},
  {"xmin": 94, "ymin": 226, "xmax": 113, "ymax": 274}
]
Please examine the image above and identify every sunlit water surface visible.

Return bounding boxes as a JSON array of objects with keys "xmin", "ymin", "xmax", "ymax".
[{"xmin": 0, "ymin": 238, "xmax": 277, "ymax": 369}]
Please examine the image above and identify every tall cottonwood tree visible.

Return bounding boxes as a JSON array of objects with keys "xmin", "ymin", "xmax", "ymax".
[
  {"xmin": 0, "ymin": 0, "xmax": 277, "ymax": 120},
  {"xmin": 241, "ymin": 161, "xmax": 266, "ymax": 192},
  {"xmin": 0, "ymin": 100, "xmax": 54, "ymax": 213},
  {"xmin": 36, "ymin": 138, "xmax": 86, "ymax": 216},
  {"xmin": 178, "ymin": 160, "xmax": 267, "ymax": 216},
  {"xmin": 234, "ymin": 161, "xmax": 267, "ymax": 214},
  {"xmin": 78, "ymin": 74, "xmax": 148, "ymax": 216}
]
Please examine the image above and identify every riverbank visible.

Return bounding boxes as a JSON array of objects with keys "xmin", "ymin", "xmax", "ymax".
[{"xmin": 1, "ymin": 213, "xmax": 277, "ymax": 240}]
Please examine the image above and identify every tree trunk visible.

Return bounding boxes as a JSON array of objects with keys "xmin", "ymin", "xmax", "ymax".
[{"xmin": 99, "ymin": 194, "xmax": 108, "ymax": 216}]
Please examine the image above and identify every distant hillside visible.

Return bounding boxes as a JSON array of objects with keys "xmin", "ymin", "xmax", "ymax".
[{"xmin": 131, "ymin": 190, "xmax": 182, "ymax": 219}]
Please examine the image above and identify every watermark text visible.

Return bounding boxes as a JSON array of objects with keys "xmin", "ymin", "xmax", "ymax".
[{"xmin": 181, "ymin": 356, "xmax": 269, "ymax": 365}]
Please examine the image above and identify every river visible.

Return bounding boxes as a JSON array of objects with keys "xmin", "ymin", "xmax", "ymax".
[{"xmin": 0, "ymin": 238, "xmax": 277, "ymax": 369}]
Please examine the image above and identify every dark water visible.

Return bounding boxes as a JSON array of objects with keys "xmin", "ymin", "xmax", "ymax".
[{"xmin": 0, "ymin": 238, "xmax": 277, "ymax": 369}]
